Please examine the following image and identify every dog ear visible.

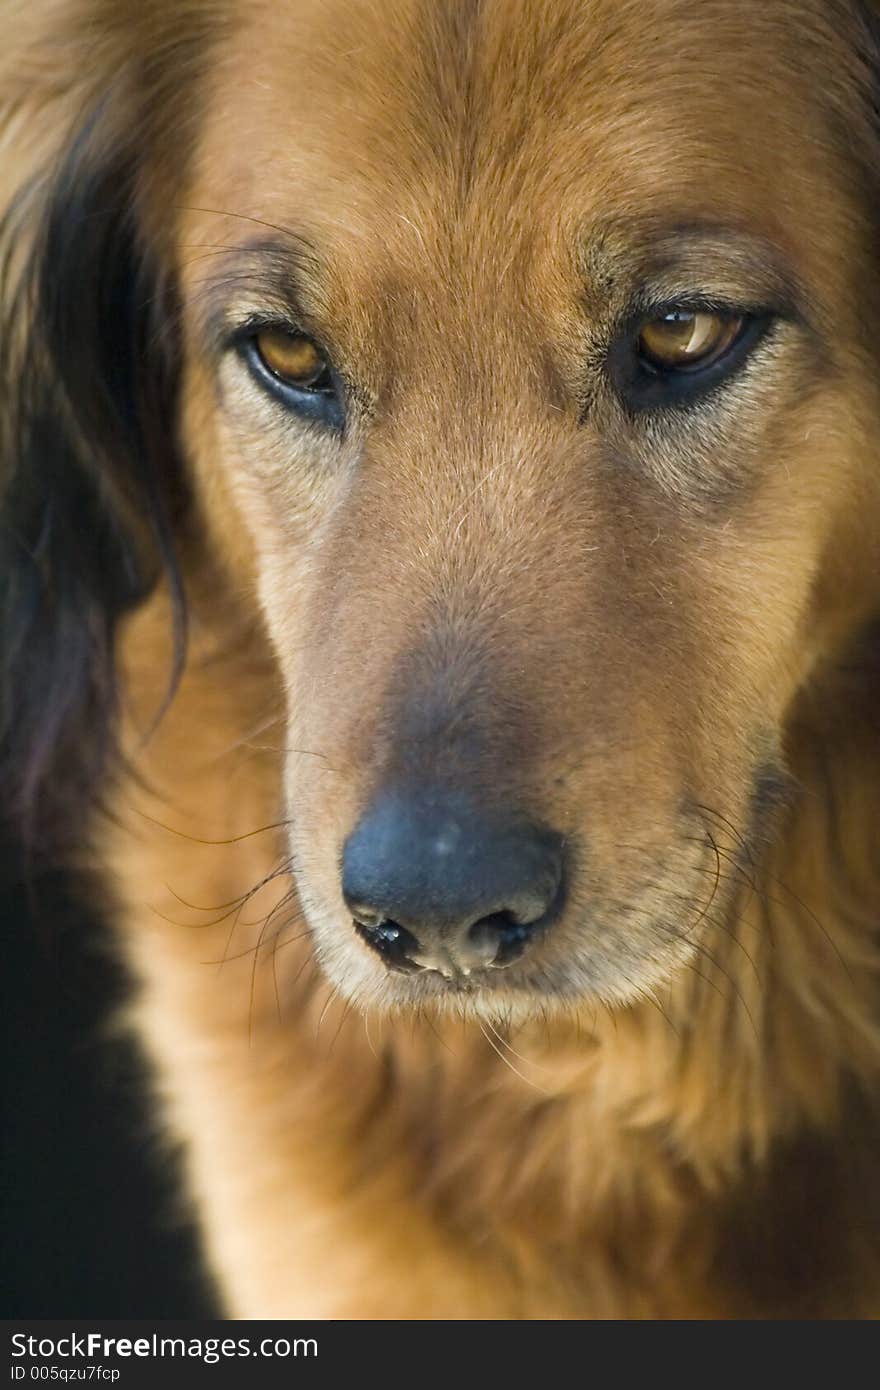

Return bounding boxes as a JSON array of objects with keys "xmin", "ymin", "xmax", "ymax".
[{"xmin": 0, "ymin": 101, "xmax": 186, "ymax": 851}]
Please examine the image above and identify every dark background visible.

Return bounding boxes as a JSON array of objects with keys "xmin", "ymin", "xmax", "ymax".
[{"xmin": 2, "ymin": 841, "xmax": 218, "ymax": 1317}]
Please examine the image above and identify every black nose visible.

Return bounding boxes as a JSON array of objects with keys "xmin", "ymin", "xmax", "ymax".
[{"xmin": 342, "ymin": 790, "xmax": 564, "ymax": 975}]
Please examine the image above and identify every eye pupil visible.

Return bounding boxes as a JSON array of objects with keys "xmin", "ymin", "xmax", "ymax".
[
  {"xmin": 255, "ymin": 328, "xmax": 329, "ymax": 389},
  {"xmin": 637, "ymin": 310, "xmax": 741, "ymax": 371}
]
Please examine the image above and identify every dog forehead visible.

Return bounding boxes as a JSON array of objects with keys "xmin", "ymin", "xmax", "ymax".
[
  {"xmin": 182, "ymin": 0, "xmax": 866, "ymax": 335},
  {"xmin": 201, "ymin": 0, "xmax": 855, "ymax": 191}
]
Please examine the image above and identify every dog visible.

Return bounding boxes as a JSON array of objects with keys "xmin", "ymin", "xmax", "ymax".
[{"xmin": 2, "ymin": 0, "xmax": 880, "ymax": 1318}]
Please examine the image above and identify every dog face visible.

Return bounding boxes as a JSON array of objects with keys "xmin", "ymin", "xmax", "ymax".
[
  {"xmin": 170, "ymin": 0, "xmax": 880, "ymax": 1016},
  {"xmin": 6, "ymin": 0, "xmax": 880, "ymax": 1019}
]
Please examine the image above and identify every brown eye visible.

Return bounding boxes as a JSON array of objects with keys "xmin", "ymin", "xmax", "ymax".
[
  {"xmin": 637, "ymin": 310, "xmax": 743, "ymax": 372},
  {"xmin": 254, "ymin": 328, "xmax": 330, "ymax": 390}
]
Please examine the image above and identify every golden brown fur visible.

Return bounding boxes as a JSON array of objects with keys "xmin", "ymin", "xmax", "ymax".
[{"xmin": 3, "ymin": 0, "xmax": 880, "ymax": 1318}]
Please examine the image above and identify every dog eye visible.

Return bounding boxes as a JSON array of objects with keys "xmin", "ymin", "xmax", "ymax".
[
  {"xmin": 254, "ymin": 328, "xmax": 331, "ymax": 389},
  {"xmin": 242, "ymin": 327, "xmax": 343, "ymax": 427},
  {"xmin": 637, "ymin": 310, "xmax": 743, "ymax": 372},
  {"xmin": 609, "ymin": 303, "xmax": 769, "ymax": 412}
]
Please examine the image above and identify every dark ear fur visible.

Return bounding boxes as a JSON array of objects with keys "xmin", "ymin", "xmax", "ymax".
[{"xmin": 0, "ymin": 103, "xmax": 185, "ymax": 851}]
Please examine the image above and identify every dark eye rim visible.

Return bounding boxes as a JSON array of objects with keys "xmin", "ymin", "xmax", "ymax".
[
  {"xmin": 608, "ymin": 301, "xmax": 774, "ymax": 413},
  {"xmin": 237, "ymin": 326, "xmax": 345, "ymax": 429}
]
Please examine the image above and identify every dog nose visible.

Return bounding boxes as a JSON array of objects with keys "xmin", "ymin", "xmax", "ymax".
[{"xmin": 342, "ymin": 790, "xmax": 564, "ymax": 975}]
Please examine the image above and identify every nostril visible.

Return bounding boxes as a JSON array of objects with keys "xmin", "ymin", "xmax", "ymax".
[
  {"xmin": 468, "ymin": 912, "xmax": 536, "ymax": 968},
  {"xmin": 353, "ymin": 914, "xmax": 423, "ymax": 973}
]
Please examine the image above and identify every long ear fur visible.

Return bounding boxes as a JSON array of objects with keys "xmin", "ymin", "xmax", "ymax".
[{"xmin": 0, "ymin": 99, "xmax": 186, "ymax": 851}]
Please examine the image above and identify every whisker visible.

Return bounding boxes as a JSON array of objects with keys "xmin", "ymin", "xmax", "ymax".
[
  {"xmin": 686, "ymin": 817, "xmax": 854, "ymax": 983},
  {"xmin": 328, "ymin": 997, "xmax": 354, "ymax": 1056},
  {"xmin": 482, "ymin": 1015, "xmax": 549, "ymax": 1072},
  {"xmin": 133, "ymin": 806, "xmax": 291, "ymax": 845},
  {"xmin": 315, "ymin": 985, "xmax": 340, "ymax": 1044},
  {"xmin": 478, "ymin": 1021, "xmax": 549, "ymax": 1094},
  {"xmin": 175, "ymin": 204, "xmax": 312, "ymax": 244},
  {"xmin": 364, "ymin": 1011, "xmax": 381, "ymax": 1061},
  {"xmin": 200, "ymin": 923, "xmax": 309, "ymax": 967},
  {"xmin": 164, "ymin": 882, "xmax": 257, "ymax": 914}
]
